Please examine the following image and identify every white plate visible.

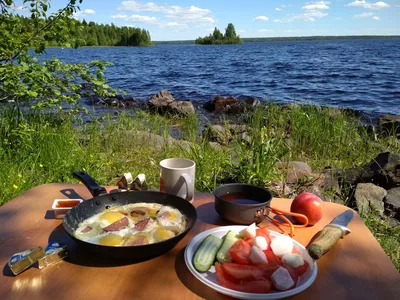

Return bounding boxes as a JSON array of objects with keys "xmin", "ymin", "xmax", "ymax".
[{"xmin": 184, "ymin": 226, "xmax": 317, "ymax": 299}]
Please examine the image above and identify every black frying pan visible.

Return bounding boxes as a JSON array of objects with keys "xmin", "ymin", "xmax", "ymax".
[{"xmin": 63, "ymin": 171, "xmax": 197, "ymax": 261}]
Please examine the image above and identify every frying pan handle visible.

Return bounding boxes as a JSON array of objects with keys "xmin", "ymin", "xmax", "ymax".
[{"xmin": 73, "ymin": 171, "xmax": 108, "ymax": 197}]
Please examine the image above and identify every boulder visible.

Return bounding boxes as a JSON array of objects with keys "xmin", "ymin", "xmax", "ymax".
[
  {"xmin": 384, "ymin": 187, "xmax": 400, "ymax": 220},
  {"xmin": 345, "ymin": 152, "xmax": 400, "ymax": 190},
  {"xmin": 245, "ymin": 97, "xmax": 261, "ymax": 107},
  {"xmin": 354, "ymin": 183, "xmax": 386, "ymax": 216},
  {"xmin": 86, "ymin": 95, "xmax": 139, "ymax": 108},
  {"xmin": 378, "ymin": 114, "xmax": 400, "ymax": 137},
  {"xmin": 269, "ymin": 180, "xmax": 294, "ymax": 198},
  {"xmin": 228, "ymin": 124, "xmax": 249, "ymax": 135},
  {"xmin": 148, "ymin": 89, "xmax": 195, "ymax": 116},
  {"xmin": 237, "ymin": 132, "xmax": 252, "ymax": 145},
  {"xmin": 276, "ymin": 161, "xmax": 313, "ymax": 184},
  {"xmin": 203, "ymin": 96, "xmax": 260, "ymax": 114},
  {"xmin": 202, "ymin": 125, "xmax": 231, "ymax": 145}
]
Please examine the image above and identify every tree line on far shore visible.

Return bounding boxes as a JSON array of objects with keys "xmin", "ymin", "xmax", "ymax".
[
  {"xmin": 11, "ymin": 15, "xmax": 152, "ymax": 47},
  {"xmin": 196, "ymin": 23, "xmax": 243, "ymax": 45}
]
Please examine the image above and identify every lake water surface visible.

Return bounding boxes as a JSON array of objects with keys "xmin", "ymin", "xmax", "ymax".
[{"xmin": 42, "ymin": 39, "xmax": 400, "ymax": 117}]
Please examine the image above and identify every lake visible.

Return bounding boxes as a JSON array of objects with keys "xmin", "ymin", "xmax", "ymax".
[{"xmin": 42, "ymin": 39, "xmax": 400, "ymax": 117}]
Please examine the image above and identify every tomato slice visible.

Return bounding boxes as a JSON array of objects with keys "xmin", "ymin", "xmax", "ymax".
[
  {"xmin": 229, "ymin": 240, "xmax": 251, "ymax": 264},
  {"xmin": 235, "ymin": 279, "xmax": 273, "ymax": 294},
  {"xmin": 216, "ymin": 263, "xmax": 273, "ymax": 294},
  {"xmin": 222, "ymin": 262, "xmax": 280, "ymax": 281},
  {"xmin": 263, "ymin": 250, "xmax": 282, "ymax": 265},
  {"xmin": 256, "ymin": 228, "xmax": 271, "ymax": 244},
  {"xmin": 215, "ymin": 263, "xmax": 239, "ymax": 290},
  {"xmin": 244, "ymin": 237, "xmax": 254, "ymax": 246},
  {"xmin": 293, "ymin": 260, "xmax": 309, "ymax": 277}
]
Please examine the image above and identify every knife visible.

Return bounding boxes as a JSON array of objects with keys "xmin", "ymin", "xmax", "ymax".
[{"xmin": 306, "ymin": 209, "xmax": 354, "ymax": 260}]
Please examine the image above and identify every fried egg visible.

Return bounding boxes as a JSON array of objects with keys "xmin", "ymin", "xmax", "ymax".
[
  {"xmin": 98, "ymin": 234, "xmax": 124, "ymax": 246},
  {"xmin": 157, "ymin": 206, "xmax": 183, "ymax": 227},
  {"xmin": 153, "ymin": 228, "xmax": 176, "ymax": 242},
  {"xmin": 98, "ymin": 211, "xmax": 126, "ymax": 227}
]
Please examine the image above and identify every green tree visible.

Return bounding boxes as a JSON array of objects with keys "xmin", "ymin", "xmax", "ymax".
[
  {"xmin": 0, "ymin": 0, "xmax": 117, "ymax": 113},
  {"xmin": 225, "ymin": 23, "xmax": 237, "ymax": 40},
  {"xmin": 212, "ymin": 27, "xmax": 223, "ymax": 42}
]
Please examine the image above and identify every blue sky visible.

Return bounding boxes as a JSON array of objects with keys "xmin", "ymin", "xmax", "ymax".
[{"xmin": 13, "ymin": 0, "xmax": 400, "ymax": 40}]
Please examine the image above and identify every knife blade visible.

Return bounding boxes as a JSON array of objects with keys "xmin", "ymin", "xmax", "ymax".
[{"xmin": 306, "ymin": 209, "xmax": 354, "ymax": 260}]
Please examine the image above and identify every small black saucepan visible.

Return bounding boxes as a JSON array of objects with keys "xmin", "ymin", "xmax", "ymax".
[{"xmin": 63, "ymin": 171, "xmax": 197, "ymax": 261}]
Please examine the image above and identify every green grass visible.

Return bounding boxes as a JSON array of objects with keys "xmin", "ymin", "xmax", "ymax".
[{"xmin": 1, "ymin": 103, "xmax": 399, "ymax": 270}]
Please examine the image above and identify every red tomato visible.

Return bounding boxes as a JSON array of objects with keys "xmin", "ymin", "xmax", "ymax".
[
  {"xmin": 221, "ymin": 262, "xmax": 280, "ymax": 281},
  {"xmin": 263, "ymin": 250, "xmax": 282, "ymax": 265},
  {"xmin": 235, "ymin": 279, "xmax": 272, "ymax": 294},
  {"xmin": 216, "ymin": 263, "xmax": 273, "ymax": 294},
  {"xmin": 215, "ymin": 263, "xmax": 239, "ymax": 290},
  {"xmin": 229, "ymin": 240, "xmax": 251, "ymax": 264},
  {"xmin": 293, "ymin": 260, "xmax": 309, "ymax": 277},
  {"xmin": 244, "ymin": 237, "xmax": 254, "ymax": 246},
  {"xmin": 281, "ymin": 263, "xmax": 299, "ymax": 289},
  {"xmin": 256, "ymin": 227, "xmax": 271, "ymax": 244}
]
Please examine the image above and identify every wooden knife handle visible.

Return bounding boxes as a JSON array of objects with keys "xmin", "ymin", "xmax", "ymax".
[{"xmin": 307, "ymin": 225, "xmax": 343, "ymax": 260}]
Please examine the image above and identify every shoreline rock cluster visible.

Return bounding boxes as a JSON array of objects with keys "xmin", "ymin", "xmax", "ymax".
[{"xmin": 86, "ymin": 89, "xmax": 400, "ymax": 139}]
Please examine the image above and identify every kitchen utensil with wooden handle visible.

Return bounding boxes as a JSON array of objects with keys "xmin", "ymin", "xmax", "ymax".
[{"xmin": 307, "ymin": 209, "xmax": 354, "ymax": 260}]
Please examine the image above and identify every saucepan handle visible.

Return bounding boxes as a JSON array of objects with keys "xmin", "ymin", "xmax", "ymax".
[{"xmin": 73, "ymin": 171, "xmax": 108, "ymax": 197}]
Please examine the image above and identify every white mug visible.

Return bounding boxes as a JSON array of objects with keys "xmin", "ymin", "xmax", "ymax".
[{"xmin": 160, "ymin": 158, "xmax": 195, "ymax": 202}]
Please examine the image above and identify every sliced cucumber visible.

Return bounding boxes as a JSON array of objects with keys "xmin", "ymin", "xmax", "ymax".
[
  {"xmin": 193, "ymin": 235, "xmax": 223, "ymax": 272},
  {"xmin": 216, "ymin": 230, "xmax": 241, "ymax": 263}
]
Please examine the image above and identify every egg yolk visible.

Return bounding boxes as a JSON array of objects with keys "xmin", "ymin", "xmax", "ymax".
[
  {"xmin": 99, "ymin": 212, "xmax": 125, "ymax": 224},
  {"xmin": 154, "ymin": 229, "xmax": 175, "ymax": 241},
  {"xmin": 148, "ymin": 209, "xmax": 158, "ymax": 217},
  {"xmin": 99, "ymin": 234, "xmax": 124, "ymax": 246},
  {"xmin": 168, "ymin": 211, "xmax": 177, "ymax": 221}
]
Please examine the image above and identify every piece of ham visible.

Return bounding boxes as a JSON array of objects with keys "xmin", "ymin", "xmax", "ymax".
[
  {"xmin": 103, "ymin": 217, "xmax": 129, "ymax": 232},
  {"xmin": 134, "ymin": 217, "xmax": 153, "ymax": 231}
]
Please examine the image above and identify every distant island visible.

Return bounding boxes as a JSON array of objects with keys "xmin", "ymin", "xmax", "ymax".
[
  {"xmin": 195, "ymin": 23, "xmax": 243, "ymax": 45},
  {"xmin": 155, "ymin": 35, "xmax": 400, "ymax": 45}
]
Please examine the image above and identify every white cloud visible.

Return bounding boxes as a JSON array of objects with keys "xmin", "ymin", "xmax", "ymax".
[
  {"xmin": 285, "ymin": 30, "xmax": 301, "ymax": 32},
  {"xmin": 258, "ymin": 29, "xmax": 274, "ymax": 32},
  {"xmin": 346, "ymin": 1, "xmax": 390, "ymax": 10},
  {"xmin": 254, "ymin": 16, "xmax": 269, "ymax": 21},
  {"xmin": 73, "ymin": 9, "xmax": 96, "ymax": 19},
  {"xmin": 238, "ymin": 30, "xmax": 245, "ymax": 33},
  {"xmin": 116, "ymin": 1, "xmax": 215, "ymax": 25},
  {"xmin": 353, "ymin": 12, "xmax": 374, "ymax": 18},
  {"xmin": 275, "ymin": 4, "xmax": 293, "ymax": 11},
  {"xmin": 274, "ymin": 10, "xmax": 328, "ymax": 22},
  {"xmin": 372, "ymin": 16, "xmax": 381, "ymax": 20},
  {"xmin": 13, "ymin": 5, "xmax": 27, "ymax": 11},
  {"xmin": 166, "ymin": 22, "xmax": 188, "ymax": 29},
  {"xmin": 303, "ymin": 1, "xmax": 331, "ymax": 10},
  {"xmin": 336, "ymin": 17, "xmax": 343, "ymax": 20},
  {"xmin": 274, "ymin": 1, "xmax": 329, "ymax": 23},
  {"xmin": 112, "ymin": 13, "xmax": 160, "ymax": 25}
]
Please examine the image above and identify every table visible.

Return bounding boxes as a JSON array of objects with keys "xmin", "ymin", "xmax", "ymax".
[{"xmin": 0, "ymin": 183, "xmax": 399, "ymax": 300}]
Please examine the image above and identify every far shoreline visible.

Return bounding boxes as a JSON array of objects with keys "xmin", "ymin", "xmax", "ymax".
[{"xmin": 43, "ymin": 35, "xmax": 400, "ymax": 48}]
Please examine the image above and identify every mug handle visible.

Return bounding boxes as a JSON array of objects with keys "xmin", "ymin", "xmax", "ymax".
[{"xmin": 181, "ymin": 173, "xmax": 194, "ymax": 202}]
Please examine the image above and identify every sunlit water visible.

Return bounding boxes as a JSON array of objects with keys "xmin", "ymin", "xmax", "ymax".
[{"xmin": 39, "ymin": 39, "xmax": 400, "ymax": 118}]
